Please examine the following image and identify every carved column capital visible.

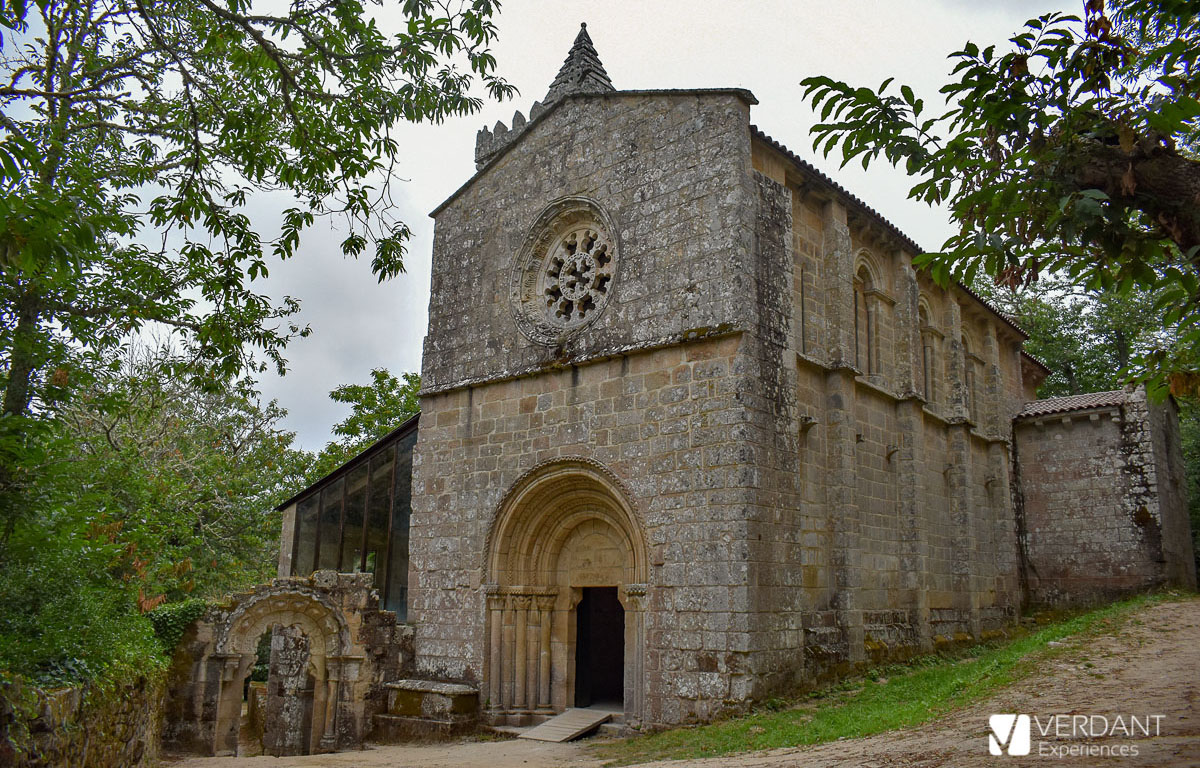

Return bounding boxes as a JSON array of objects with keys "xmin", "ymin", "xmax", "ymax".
[{"xmin": 619, "ymin": 583, "xmax": 649, "ymax": 611}]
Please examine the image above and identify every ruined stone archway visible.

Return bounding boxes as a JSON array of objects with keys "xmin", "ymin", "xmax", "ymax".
[
  {"xmin": 208, "ymin": 586, "xmax": 351, "ymax": 756},
  {"xmin": 162, "ymin": 573, "xmax": 404, "ymax": 757},
  {"xmin": 485, "ymin": 458, "xmax": 649, "ymax": 725}
]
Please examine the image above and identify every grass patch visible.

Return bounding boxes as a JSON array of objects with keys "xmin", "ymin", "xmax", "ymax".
[{"xmin": 594, "ymin": 591, "xmax": 1190, "ymax": 765}]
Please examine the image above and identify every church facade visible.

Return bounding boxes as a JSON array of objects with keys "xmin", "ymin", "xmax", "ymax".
[
  {"xmin": 164, "ymin": 26, "xmax": 1194, "ymax": 755},
  {"xmin": 406, "ymin": 25, "xmax": 1055, "ymax": 726}
]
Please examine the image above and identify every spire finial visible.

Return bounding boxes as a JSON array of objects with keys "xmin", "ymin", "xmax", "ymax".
[{"xmin": 544, "ymin": 22, "xmax": 614, "ymax": 104}]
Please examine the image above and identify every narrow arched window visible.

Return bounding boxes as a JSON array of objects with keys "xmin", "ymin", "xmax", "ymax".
[
  {"xmin": 854, "ymin": 266, "xmax": 873, "ymax": 373},
  {"xmin": 962, "ymin": 334, "xmax": 979, "ymax": 423},
  {"xmin": 919, "ymin": 304, "xmax": 934, "ymax": 401}
]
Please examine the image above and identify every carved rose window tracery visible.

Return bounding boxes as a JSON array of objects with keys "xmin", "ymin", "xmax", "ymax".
[
  {"xmin": 543, "ymin": 227, "xmax": 613, "ymax": 324},
  {"xmin": 510, "ymin": 198, "xmax": 618, "ymax": 345}
]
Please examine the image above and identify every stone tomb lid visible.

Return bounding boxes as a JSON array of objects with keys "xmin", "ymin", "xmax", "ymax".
[{"xmin": 384, "ymin": 679, "xmax": 478, "ymax": 697}]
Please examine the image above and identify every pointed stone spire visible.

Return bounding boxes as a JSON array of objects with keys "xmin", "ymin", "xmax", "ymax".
[{"xmin": 544, "ymin": 23, "xmax": 615, "ymax": 104}]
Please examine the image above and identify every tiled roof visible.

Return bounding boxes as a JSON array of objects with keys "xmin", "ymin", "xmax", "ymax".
[{"xmin": 1017, "ymin": 390, "xmax": 1126, "ymax": 419}]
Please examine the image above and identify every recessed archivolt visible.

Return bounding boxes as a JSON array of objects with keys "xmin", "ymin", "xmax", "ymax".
[
  {"xmin": 917, "ymin": 295, "xmax": 934, "ymax": 327},
  {"xmin": 487, "ymin": 457, "xmax": 647, "ymax": 586}
]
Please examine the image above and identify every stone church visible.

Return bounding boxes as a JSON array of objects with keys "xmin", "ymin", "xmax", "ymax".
[{"xmin": 161, "ymin": 25, "xmax": 1196, "ymax": 756}]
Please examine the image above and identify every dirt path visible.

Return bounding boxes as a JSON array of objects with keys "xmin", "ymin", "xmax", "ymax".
[{"xmin": 164, "ymin": 598, "xmax": 1200, "ymax": 768}]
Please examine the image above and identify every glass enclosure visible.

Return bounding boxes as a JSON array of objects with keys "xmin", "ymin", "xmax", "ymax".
[{"xmin": 287, "ymin": 416, "xmax": 417, "ymax": 619}]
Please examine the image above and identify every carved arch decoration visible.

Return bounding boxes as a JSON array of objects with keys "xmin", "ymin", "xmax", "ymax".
[
  {"xmin": 852, "ymin": 251, "xmax": 883, "ymax": 375},
  {"xmin": 487, "ymin": 456, "xmax": 648, "ymax": 585},
  {"xmin": 174, "ymin": 578, "xmax": 377, "ymax": 758},
  {"xmin": 483, "ymin": 457, "xmax": 649, "ymax": 725},
  {"xmin": 216, "ymin": 586, "xmax": 350, "ymax": 659},
  {"xmin": 852, "ymin": 248, "xmax": 883, "ymax": 290},
  {"xmin": 960, "ymin": 328, "xmax": 983, "ymax": 424}
]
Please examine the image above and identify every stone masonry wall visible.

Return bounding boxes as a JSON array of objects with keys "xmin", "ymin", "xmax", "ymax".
[
  {"xmin": 748, "ymin": 137, "xmax": 1023, "ymax": 688},
  {"xmin": 412, "ymin": 92, "xmax": 1034, "ymax": 725},
  {"xmin": 421, "ymin": 90, "xmax": 757, "ymax": 393},
  {"xmin": 412, "ymin": 335, "xmax": 768, "ymax": 724},
  {"xmin": 1015, "ymin": 390, "xmax": 1196, "ymax": 606},
  {"xmin": 0, "ymin": 677, "xmax": 162, "ymax": 768}
]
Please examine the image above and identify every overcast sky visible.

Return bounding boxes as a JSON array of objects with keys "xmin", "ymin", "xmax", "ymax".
[{"xmin": 257, "ymin": 0, "xmax": 1076, "ymax": 450}]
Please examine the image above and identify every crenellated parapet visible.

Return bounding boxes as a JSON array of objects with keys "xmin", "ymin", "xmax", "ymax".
[
  {"xmin": 475, "ymin": 103, "xmax": 545, "ymax": 169},
  {"xmin": 474, "ymin": 23, "xmax": 612, "ymax": 169}
]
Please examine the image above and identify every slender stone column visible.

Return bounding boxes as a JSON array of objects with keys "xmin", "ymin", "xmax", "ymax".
[
  {"xmin": 821, "ymin": 200, "xmax": 855, "ymax": 366},
  {"xmin": 487, "ymin": 590, "xmax": 504, "ymax": 710},
  {"xmin": 619, "ymin": 584, "xmax": 648, "ymax": 726},
  {"xmin": 514, "ymin": 595, "xmax": 530, "ymax": 709},
  {"xmin": 213, "ymin": 654, "xmax": 244, "ymax": 756},
  {"xmin": 818, "ymin": 199, "xmax": 864, "ymax": 664},
  {"xmin": 321, "ymin": 668, "xmax": 338, "ymax": 749},
  {"xmin": 501, "ymin": 597, "xmax": 515, "ymax": 710},
  {"xmin": 982, "ymin": 324, "xmax": 1004, "ymax": 436},
  {"xmin": 893, "ymin": 253, "xmax": 931, "ymax": 648},
  {"xmin": 945, "ymin": 301, "xmax": 980, "ymax": 638},
  {"xmin": 825, "ymin": 365, "xmax": 864, "ymax": 663},
  {"xmin": 892, "ymin": 251, "xmax": 921, "ymax": 396},
  {"xmin": 537, "ymin": 594, "xmax": 554, "ymax": 709}
]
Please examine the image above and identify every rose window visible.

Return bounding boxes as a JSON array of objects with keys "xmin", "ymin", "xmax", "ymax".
[
  {"xmin": 510, "ymin": 197, "xmax": 618, "ymax": 346},
  {"xmin": 542, "ymin": 228, "xmax": 612, "ymax": 325}
]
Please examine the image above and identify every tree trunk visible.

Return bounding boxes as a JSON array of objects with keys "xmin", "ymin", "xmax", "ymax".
[
  {"xmin": 3, "ymin": 286, "xmax": 42, "ymax": 418},
  {"xmin": 1071, "ymin": 135, "xmax": 1200, "ymax": 255}
]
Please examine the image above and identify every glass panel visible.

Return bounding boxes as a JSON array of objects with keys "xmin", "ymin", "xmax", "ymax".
[
  {"xmin": 292, "ymin": 494, "xmax": 319, "ymax": 576},
  {"xmin": 340, "ymin": 464, "xmax": 369, "ymax": 572},
  {"xmin": 385, "ymin": 430, "xmax": 417, "ymax": 620},
  {"xmin": 364, "ymin": 446, "xmax": 395, "ymax": 591},
  {"xmin": 317, "ymin": 477, "xmax": 344, "ymax": 571}
]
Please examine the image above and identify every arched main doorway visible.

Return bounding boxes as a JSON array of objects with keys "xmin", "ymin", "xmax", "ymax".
[{"xmin": 485, "ymin": 458, "xmax": 649, "ymax": 725}]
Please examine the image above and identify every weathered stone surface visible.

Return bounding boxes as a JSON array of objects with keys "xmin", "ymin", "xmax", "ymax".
[
  {"xmin": 263, "ymin": 25, "xmax": 1196, "ymax": 739},
  {"xmin": 162, "ymin": 571, "xmax": 410, "ymax": 756},
  {"xmin": 0, "ymin": 676, "xmax": 162, "ymax": 768},
  {"xmin": 1015, "ymin": 388, "xmax": 1197, "ymax": 606},
  {"xmin": 410, "ymin": 78, "xmax": 1043, "ymax": 726}
]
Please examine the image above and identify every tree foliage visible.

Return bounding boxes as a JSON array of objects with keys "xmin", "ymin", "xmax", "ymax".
[
  {"xmin": 0, "ymin": 345, "xmax": 312, "ymax": 685},
  {"xmin": 0, "ymin": 0, "xmax": 513, "ymax": 419},
  {"xmin": 309, "ymin": 367, "xmax": 419, "ymax": 479},
  {"xmin": 976, "ymin": 275, "xmax": 1173, "ymax": 396},
  {"xmin": 0, "ymin": 3, "xmax": 506, "ymax": 684},
  {"xmin": 801, "ymin": 0, "xmax": 1200, "ymax": 394},
  {"xmin": 55, "ymin": 346, "xmax": 312, "ymax": 600}
]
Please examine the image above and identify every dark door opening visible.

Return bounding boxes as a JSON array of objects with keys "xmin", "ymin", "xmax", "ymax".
[{"xmin": 574, "ymin": 586, "xmax": 624, "ymax": 708}]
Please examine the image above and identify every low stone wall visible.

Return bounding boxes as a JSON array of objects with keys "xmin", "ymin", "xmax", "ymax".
[{"xmin": 0, "ymin": 676, "xmax": 163, "ymax": 768}]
